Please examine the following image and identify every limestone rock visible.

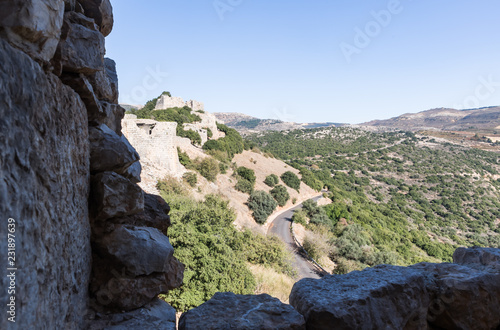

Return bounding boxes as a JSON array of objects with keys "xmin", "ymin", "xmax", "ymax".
[
  {"xmin": 123, "ymin": 160, "xmax": 142, "ymax": 183},
  {"xmin": 164, "ymin": 257, "xmax": 185, "ymax": 290},
  {"xmin": 179, "ymin": 292, "xmax": 306, "ymax": 330},
  {"xmin": 96, "ymin": 225, "xmax": 174, "ymax": 276},
  {"xmin": 290, "ymin": 255, "xmax": 500, "ymax": 330},
  {"xmin": 77, "ymin": 0, "xmax": 113, "ymax": 36},
  {"xmin": 56, "ymin": 11, "xmax": 105, "ymax": 74},
  {"xmin": 96, "ymin": 101, "xmax": 126, "ymax": 135},
  {"xmin": 94, "ymin": 272, "xmax": 175, "ymax": 311},
  {"xmin": 112, "ymin": 194, "xmax": 172, "ymax": 235},
  {"xmin": 88, "ymin": 57, "xmax": 119, "ymax": 103},
  {"xmin": 89, "ymin": 124, "xmax": 139, "ymax": 174},
  {"xmin": 290, "ymin": 265, "xmax": 429, "ymax": 329},
  {"xmin": 0, "ymin": 38, "xmax": 91, "ymax": 329},
  {"xmin": 90, "ymin": 247, "xmax": 183, "ymax": 311},
  {"xmin": 411, "ymin": 262, "xmax": 500, "ymax": 329},
  {"xmin": 90, "ymin": 171, "xmax": 144, "ymax": 221},
  {"xmin": 89, "ymin": 298, "xmax": 176, "ymax": 330},
  {"xmin": 61, "ymin": 72, "xmax": 102, "ymax": 113},
  {"xmin": 0, "ymin": 0, "xmax": 65, "ymax": 62},
  {"xmin": 453, "ymin": 246, "xmax": 500, "ymax": 271},
  {"xmin": 105, "ymin": 58, "xmax": 119, "ymax": 102}
]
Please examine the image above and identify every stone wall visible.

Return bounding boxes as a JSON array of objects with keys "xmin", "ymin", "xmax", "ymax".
[
  {"xmin": 155, "ymin": 95, "xmax": 187, "ymax": 110},
  {"xmin": 0, "ymin": 37, "xmax": 91, "ymax": 329},
  {"xmin": 0, "ymin": 1, "xmax": 183, "ymax": 329},
  {"xmin": 186, "ymin": 99, "xmax": 204, "ymax": 112},
  {"xmin": 122, "ymin": 115, "xmax": 183, "ymax": 174},
  {"xmin": 155, "ymin": 94, "xmax": 205, "ymax": 112}
]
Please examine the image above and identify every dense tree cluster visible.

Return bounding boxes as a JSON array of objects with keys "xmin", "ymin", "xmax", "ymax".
[
  {"xmin": 203, "ymin": 123, "xmax": 245, "ymax": 159},
  {"xmin": 281, "ymin": 171, "xmax": 301, "ymax": 191},
  {"xmin": 157, "ymin": 186, "xmax": 292, "ymax": 312}
]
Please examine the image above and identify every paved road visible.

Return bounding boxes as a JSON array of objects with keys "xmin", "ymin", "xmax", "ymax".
[{"xmin": 268, "ymin": 196, "xmax": 327, "ymax": 280}]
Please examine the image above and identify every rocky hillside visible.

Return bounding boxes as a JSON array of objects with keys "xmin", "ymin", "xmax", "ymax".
[
  {"xmin": 214, "ymin": 112, "xmax": 340, "ymax": 134},
  {"xmin": 363, "ymin": 106, "xmax": 500, "ymax": 131},
  {"xmin": 121, "ymin": 111, "xmax": 320, "ymax": 233}
]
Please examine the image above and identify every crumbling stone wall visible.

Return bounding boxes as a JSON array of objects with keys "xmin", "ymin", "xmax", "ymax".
[
  {"xmin": 0, "ymin": 1, "xmax": 183, "ymax": 329},
  {"xmin": 122, "ymin": 115, "xmax": 184, "ymax": 174}
]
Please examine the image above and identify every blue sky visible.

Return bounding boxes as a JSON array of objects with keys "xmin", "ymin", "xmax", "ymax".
[{"xmin": 106, "ymin": 0, "xmax": 500, "ymax": 124}]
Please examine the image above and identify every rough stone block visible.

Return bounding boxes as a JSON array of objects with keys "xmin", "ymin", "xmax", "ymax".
[
  {"xmin": 90, "ymin": 171, "xmax": 144, "ymax": 221},
  {"xmin": 77, "ymin": 0, "xmax": 113, "ymax": 36},
  {"xmin": 180, "ymin": 292, "xmax": 306, "ymax": 330},
  {"xmin": 89, "ymin": 123, "xmax": 139, "ymax": 174},
  {"xmin": 0, "ymin": 0, "xmax": 65, "ymax": 62}
]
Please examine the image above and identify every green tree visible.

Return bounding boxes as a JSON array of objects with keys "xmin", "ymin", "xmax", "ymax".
[
  {"xmin": 235, "ymin": 179, "xmax": 254, "ymax": 194},
  {"xmin": 281, "ymin": 171, "xmax": 301, "ymax": 191},
  {"xmin": 292, "ymin": 209, "xmax": 307, "ymax": 226},
  {"xmin": 248, "ymin": 191, "xmax": 278, "ymax": 224},
  {"xmin": 264, "ymin": 174, "xmax": 279, "ymax": 187},
  {"xmin": 270, "ymin": 185, "xmax": 290, "ymax": 207},
  {"xmin": 183, "ymin": 172, "xmax": 197, "ymax": 187},
  {"xmin": 237, "ymin": 167, "xmax": 256, "ymax": 184},
  {"xmin": 197, "ymin": 157, "xmax": 219, "ymax": 182}
]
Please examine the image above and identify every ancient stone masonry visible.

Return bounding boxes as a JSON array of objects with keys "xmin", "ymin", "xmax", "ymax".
[
  {"xmin": 155, "ymin": 94, "xmax": 204, "ymax": 112},
  {"xmin": 0, "ymin": 1, "xmax": 183, "ymax": 329},
  {"xmin": 122, "ymin": 115, "xmax": 184, "ymax": 174}
]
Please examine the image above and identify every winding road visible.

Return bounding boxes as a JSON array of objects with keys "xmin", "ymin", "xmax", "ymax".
[{"xmin": 267, "ymin": 195, "xmax": 328, "ymax": 279}]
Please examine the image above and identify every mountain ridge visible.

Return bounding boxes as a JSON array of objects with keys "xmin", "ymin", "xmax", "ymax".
[{"xmin": 363, "ymin": 106, "xmax": 500, "ymax": 131}]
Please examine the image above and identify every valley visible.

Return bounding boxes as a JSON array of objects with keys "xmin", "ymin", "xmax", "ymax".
[{"xmin": 124, "ymin": 92, "xmax": 500, "ymax": 312}]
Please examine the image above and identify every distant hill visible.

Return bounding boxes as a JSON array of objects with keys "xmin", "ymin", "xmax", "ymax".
[
  {"xmin": 213, "ymin": 112, "xmax": 343, "ymax": 134},
  {"xmin": 363, "ymin": 106, "xmax": 500, "ymax": 131}
]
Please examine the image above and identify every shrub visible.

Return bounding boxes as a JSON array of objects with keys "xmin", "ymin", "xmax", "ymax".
[
  {"xmin": 177, "ymin": 126, "xmax": 202, "ymax": 146},
  {"xmin": 177, "ymin": 147, "xmax": 192, "ymax": 167},
  {"xmin": 237, "ymin": 167, "xmax": 256, "ymax": 184},
  {"xmin": 292, "ymin": 209, "xmax": 307, "ymax": 226},
  {"xmin": 197, "ymin": 157, "xmax": 219, "ymax": 182},
  {"xmin": 270, "ymin": 185, "xmax": 290, "ymax": 207},
  {"xmin": 281, "ymin": 171, "xmax": 301, "ymax": 191},
  {"xmin": 264, "ymin": 174, "xmax": 279, "ymax": 187},
  {"xmin": 248, "ymin": 191, "xmax": 278, "ymax": 224},
  {"xmin": 202, "ymin": 123, "xmax": 244, "ymax": 159},
  {"xmin": 235, "ymin": 179, "xmax": 254, "ymax": 194},
  {"xmin": 332, "ymin": 257, "xmax": 362, "ymax": 275},
  {"xmin": 183, "ymin": 172, "xmax": 197, "ymax": 187},
  {"xmin": 204, "ymin": 127, "xmax": 213, "ymax": 138},
  {"xmin": 156, "ymin": 176, "xmax": 188, "ymax": 196},
  {"xmin": 219, "ymin": 162, "xmax": 228, "ymax": 174}
]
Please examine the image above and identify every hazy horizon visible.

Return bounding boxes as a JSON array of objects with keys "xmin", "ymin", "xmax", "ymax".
[{"xmin": 107, "ymin": 0, "xmax": 500, "ymax": 124}]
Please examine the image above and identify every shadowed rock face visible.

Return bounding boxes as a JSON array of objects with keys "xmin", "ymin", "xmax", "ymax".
[
  {"xmin": 0, "ymin": 37, "xmax": 91, "ymax": 329},
  {"xmin": 88, "ymin": 298, "xmax": 176, "ymax": 330},
  {"xmin": 0, "ymin": 0, "xmax": 183, "ymax": 328},
  {"xmin": 290, "ymin": 247, "xmax": 500, "ymax": 330},
  {"xmin": 179, "ymin": 292, "xmax": 306, "ymax": 330}
]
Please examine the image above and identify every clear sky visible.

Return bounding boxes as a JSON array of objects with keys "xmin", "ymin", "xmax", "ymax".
[{"xmin": 106, "ymin": 0, "xmax": 500, "ymax": 124}]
